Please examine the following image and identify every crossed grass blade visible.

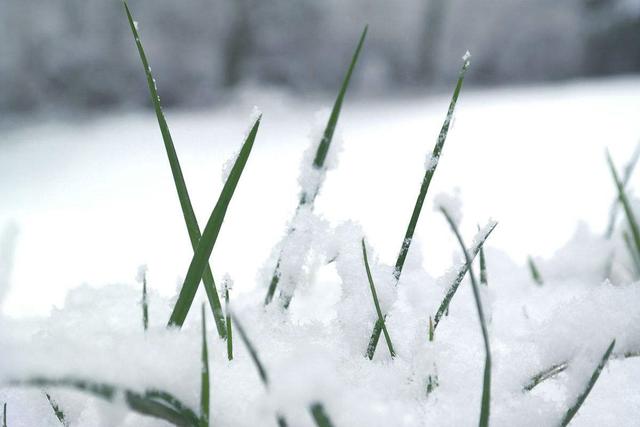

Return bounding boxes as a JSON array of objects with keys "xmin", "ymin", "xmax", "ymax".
[
  {"xmin": 168, "ymin": 116, "xmax": 261, "ymax": 327},
  {"xmin": 366, "ymin": 53, "xmax": 471, "ymax": 358},
  {"xmin": 124, "ymin": 1, "xmax": 226, "ymax": 336},
  {"xmin": 607, "ymin": 150, "xmax": 640, "ymax": 262},
  {"xmin": 439, "ymin": 207, "xmax": 491, "ymax": 427},
  {"xmin": 605, "ymin": 142, "xmax": 640, "ymax": 238},
  {"xmin": 264, "ymin": 25, "xmax": 368, "ymax": 306}
]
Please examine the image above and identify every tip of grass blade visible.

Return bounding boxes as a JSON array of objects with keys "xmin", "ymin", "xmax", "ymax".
[
  {"xmin": 310, "ymin": 402, "xmax": 336, "ymax": 427},
  {"xmin": 527, "ymin": 256, "xmax": 544, "ymax": 286}
]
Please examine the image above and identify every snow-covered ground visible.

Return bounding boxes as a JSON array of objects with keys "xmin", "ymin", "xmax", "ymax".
[{"xmin": 1, "ymin": 76, "xmax": 640, "ymax": 426}]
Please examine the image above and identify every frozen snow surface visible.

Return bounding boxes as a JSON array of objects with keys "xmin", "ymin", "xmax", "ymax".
[{"xmin": 1, "ymin": 77, "xmax": 640, "ymax": 425}]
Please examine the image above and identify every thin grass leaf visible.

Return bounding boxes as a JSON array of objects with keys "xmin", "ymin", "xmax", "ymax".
[
  {"xmin": 45, "ymin": 393, "xmax": 68, "ymax": 426},
  {"xmin": 478, "ymin": 226, "xmax": 488, "ymax": 286},
  {"xmin": 232, "ymin": 313, "xmax": 288, "ymax": 427},
  {"xmin": 124, "ymin": 1, "xmax": 226, "ymax": 337},
  {"xmin": 264, "ymin": 26, "xmax": 368, "ymax": 306},
  {"xmin": 2, "ymin": 402, "xmax": 6, "ymax": 427},
  {"xmin": 366, "ymin": 53, "xmax": 471, "ymax": 358},
  {"xmin": 141, "ymin": 269, "xmax": 149, "ymax": 331},
  {"xmin": 168, "ymin": 116, "xmax": 261, "ymax": 327},
  {"xmin": 605, "ymin": 142, "xmax": 640, "ymax": 238},
  {"xmin": 560, "ymin": 339, "xmax": 616, "ymax": 427},
  {"xmin": 200, "ymin": 304, "xmax": 210, "ymax": 427},
  {"xmin": 623, "ymin": 230, "xmax": 640, "ymax": 277},
  {"xmin": 607, "ymin": 150, "xmax": 640, "ymax": 259},
  {"xmin": 439, "ymin": 206, "xmax": 491, "ymax": 427},
  {"xmin": 362, "ymin": 238, "xmax": 395, "ymax": 359},
  {"xmin": 224, "ymin": 281, "xmax": 233, "ymax": 361},
  {"xmin": 310, "ymin": 402, "xmax": 335, "ymax": 427},
  {"xmin": 527, "ymin": 256, "xmax": 543, "ymax": 286},
  {"xmin": 432, "ymin": 221, "xmax": 497, "ymax": 331},
  {"xmin": 10, "ymin": 378, "xmax": 199, "ymax": 426}
]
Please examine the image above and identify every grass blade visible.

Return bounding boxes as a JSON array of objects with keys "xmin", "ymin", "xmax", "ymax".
[
  {"xmin": 200, "ymin": 304, "xmax": 210, "ymax": 427},
  {"xmin": 168, "ymin": 116, "xmax": 261, "ymax": 327},
  {"xmin": 124, "ymin": 1, "xmax": 226, "ymax": 337},
  {"xmin": 10, "ymin": 378, "xmax": 199, "ymax": 426},
  {"xmin": 439, "ymin": 206, "xmax": 491, "ymax": 427},
  {"xmin": 2, "ymin": 402, "xmax": 6, "ymax": 427},
  {"xmin": 361, "ymin": 238, "xmax": 396, "ymax": 359},
  {"xmin": 393, "ymin": 53, "xmax": 471, "ymax": 283},
  {"xmin": 560, "ymin": 339, "xmax": 616, "ymax": 427},
  {"xmin": 366, "ymin": 53, "xmax": 471, "ymax": 358},
  {"xmin": 623, "ymin": 231, "xmax": 640, "ymax": 277},
  {"xmin": 607, "ymin": 150, "xmax": 640, "ymax": 260},
  {"xmin": 141, "ymin": 268, "xmax": 149, "ymax": 331},
  {"xmin": 478, "ymin": 226, "xmax": 488, "ymax": 286},
  {"xmin": 45, "ymin": 393, "xmax": 68, "ymax": 426},
  {"xmin": 264, "ymin": 26, "xmax": 368, "ymax": 306},
  {"xmin": 527, "ymin": 256, "xmax": 543, "ymax": 286},
  {"xmin": 232, "ymin": 313, "xmax": 289, "ymax": 427},
  {"xmin": 432, "ymin": 220, "xmax": 497, "ymax": 331},
  {"xmin": 310, "ymin": 402, "xmax": 335, "ymax": 427},
  {"xmin": 224, "ymin": 277, "xmax": 233, "ymax": 361},
  {"xmin": 605, "ymin": 142, "xmax": 640, "ymax": 238}
]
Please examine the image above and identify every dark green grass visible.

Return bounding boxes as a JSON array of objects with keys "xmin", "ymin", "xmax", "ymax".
[
  {"xmin": 264, "ymin": 26, "xmax": 368, "ymax": 306},
  {"xmin": 527, "ymin": 256, "xmax": 544, "ymax": 286},
  {"xmin": 200, "ymin": 305, "xmax": 210, "ymax": 427},
  {"xmin": 168, "ymin": 116, "xmax": 261, "ymax": 327},
  {"xmin": 124, "ymin": 1, "xmax": 226, "ymax": 336},
  {"xmin": 366, "ymin": 54, "xmax": 471, "ymax": 358},
  {"xmin": 224, "ymin": 280, "xmax": 233, "ymax": 361},
  {"xmin": 560, "ymin": 339, "xmax": 615, "ymax": 426},
  {"xmin": 440, "ymin": 207, "xmax": 491, "ymax": 427},
  {"xmin": 141, "ymin": 269, "xmax": 149, "ymax": 331}
]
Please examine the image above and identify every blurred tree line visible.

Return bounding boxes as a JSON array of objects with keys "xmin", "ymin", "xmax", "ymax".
[{"xmin": 1, "ymin": 0, "xmax": 639, "ymax": 113}]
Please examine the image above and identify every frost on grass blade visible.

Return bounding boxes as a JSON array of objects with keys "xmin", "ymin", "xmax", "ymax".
[
  {"xmin": 124, "ymin": 1, "xmax": 226, "ymax": 337},
  {"xmin": 366, "ymin": 54, "xmax": 471, "ymax": 359},
  {"xmin": 439, "ymin": 206, "xmax": 491, "ymax": 427},
  {"xmin": 560, "ymin": 339, "xmax": 616, "ymax": 427},
  {"xmin": 200, "ymin": 305, "xmax": 210, "ymax": 427},
  {"xmin": 264, "ymin": 25, "xmax": 367, "ymax": 306},
  {"xmin": 45, "ymin": 393, "xmax": 68, "ymax": 426},
  {"xmin": 432, "ymin": 219, "xmax": 497, "ymax": 331},
  {"xmin": 223, "ymin": 274, "xmax": 234, "ymax": 361},
  {"xmin": 9, "ymin": 378, "xmax": 199, "ymax": 426},
  {"xmin": 362, "ymin": 239, "xmax": 395, "ymax": 359},
  {"xmin": 168, "ymin": 115, "xmax": 260, "ymax": 328}
]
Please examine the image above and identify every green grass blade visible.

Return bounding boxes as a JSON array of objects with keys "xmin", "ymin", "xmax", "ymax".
[
  {"xmin": 527, "ymin": 256, "xmax": 543, "ymax": 286},
  {"xmin": 124, "ymin": 1, "xmax": 226, "ymax": 337},
  {"xmin": 264, "ymin": 26, "xmax": 368, "ymax": 306},
  {"xmin": 168, "ymin": 116, "xmax": 261, "ymax": 327},
  {"xmin": 560, "ymin": 339, "xmax": 616, "ymax": 427},
  {"xmin": 432, "ymin": 220, "xmax": 497, "ymax": 331},
  {"xmin": 2, "ymin": 402, "xmax": 6, "ymax": 427},
  {"xmin": 524, "ymin": 361, "xmax": 568, "ymax": 392},
  {"xmin": 11, "ymin": 378, "xmax": 199, "ymax": 426},
  {"xmin": 141, "ymin": 269, "xmax": 149, "ymax": 331},
  {"xmin": 362, "ymin": 238, "xmax": 396, "ymax": 359},
  {"xmin": 439, "ymin": 207, "xmax": 491, "ymax": 427},
  {"xmin": 605, "ymin": 142, "xmax": 640, "ymax": 238},
  {"xmin": 232, "ymin": 313, "xmax": 289, "ymax": 427},
  {"xmin": 607, "ymin": 150, "xmax": 640, "ymax": 260},
  {"xmin": 310, "ymin": 402, "xmax": 335, "ymax": 427},
  {"xmin": 623, "ymin": 231, "xmax": 640, "ymax": 277},
  {"xmin": 224, "ymin": 280, "xmax": 233, "ymax": 361},
  {"xmin": 366, "ymin": 54, "xmax": 471, "ymax": 358},
  {"xmin": 478, "ymin": 226, "xmax": 488, "ymax": 286},
  {"xmin": 200, "ymin": 304, "xmax": 210, "ymax": 427},
  {"xmin": 393, "ymin": 54, "xmax": 471, "ymax": 283},
  {"xmin": 45, "ymin": 394, "xmax": 67, "ymax": 426}
]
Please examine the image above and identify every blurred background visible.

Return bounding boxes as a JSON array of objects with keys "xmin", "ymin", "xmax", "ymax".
[
  {"xmin": 1, "ymin": 0, "xmax": 640, "ymax": 116},
  {"xmin": 1, "ymin": 0, "xmax": 639, "ymax": 317}
]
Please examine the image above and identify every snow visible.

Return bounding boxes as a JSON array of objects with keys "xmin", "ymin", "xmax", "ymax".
[
  {"xmin": 1, "ymin": 77, "xmax": 640, "ymax": 425},
  {"xmin": 433, "ymin": 190, "xmax": 463, "ymax": 226}
]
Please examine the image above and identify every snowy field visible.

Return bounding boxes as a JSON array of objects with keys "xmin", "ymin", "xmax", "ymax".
[{"xmin": 1, "ymin": 76, "xmax": 640, "ymax": 426}]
